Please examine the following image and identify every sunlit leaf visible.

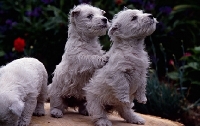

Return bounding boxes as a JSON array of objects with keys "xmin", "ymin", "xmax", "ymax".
[
  {"xmin": 191, "ymin": 81, "xmax": 200, "ymax": 85},
  {"xmin": 173, "ymin": 5, "xmax": 200, "ymax": 12}
]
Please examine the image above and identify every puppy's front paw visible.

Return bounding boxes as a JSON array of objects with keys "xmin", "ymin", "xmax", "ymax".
[
  {"xmin": 95, "ymin": 118, "xmax": 112, "ymax": 126},
  {"xmin": 98, "ymin": 56, "xmax": 109, "ymax": 67},
  {"xmin": 33, "ymin": 109, "xmax": 45, "ymax": 116},
  {"xmin": 18, "ymin": 120, "xmax": 29, "ymax": 126},
  {"xmin": 50, "ymin": 108, "xmax": 63, "ymax": 118},
  {"xmin": 33, "ymin": 105, "xmax": 45, "ymax": 116},
  {"xmin": 128, "ymin": 115, "xmax": 145, "ymax": 125},
  {"xmin": 137, "ymin": 96, "xmax": 147, "ymax": 104}
]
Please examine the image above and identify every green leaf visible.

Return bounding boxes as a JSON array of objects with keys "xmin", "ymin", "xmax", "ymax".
[
  {"xmin": 23, "ymin": 17, "xmax": 32, "ymax": 24},
  {"xmin": 180, "ymin": 56, "xmax": 190, "ymax": 61},
  {"xmin": 187, "ymin": 62, "xmax": 199, "ymax": 70},
  {"xmin": 191, "ymin": 81, "xmax": 200, "ymax": 85},
  {"xmin": 46, "ymin": 5, "xmax": 62, "ymax": 17},
  {"xmin": 167, "ymin": 72, "xmax": 179, "ymax": 80},
  {"xmin": 60, "ymin": 0, "xmax": 65, "ymax": 10},
  {"xmin": 193, "ymin": 46, "xmax": 200, "ymax": 53},
  {"xmin": 0, "ymin": 51, "xmax": 5, "ymax": 57},
  {"xmin": 173, "ymin": 5, "xmax": 200, "ymax": 12}
]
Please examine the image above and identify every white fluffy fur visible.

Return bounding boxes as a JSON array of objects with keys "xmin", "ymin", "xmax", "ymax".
[
  {"xmin": 49, "ymin": 4, "xmax": 109, "ymax": 118},
  {"xmin": 84, "ymin": 8, "xmax": 158, "ymax": 126},
  {"xmin": 0, "ymin": 57, "xmax": 48, "ymax": 126}
]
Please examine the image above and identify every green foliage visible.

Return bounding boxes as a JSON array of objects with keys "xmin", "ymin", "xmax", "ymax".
[
  {"xmin": 147, "ymin": 2, "xmax": 200, "ymax": 79},
  {"xmin": 134, "ymin": 70, "xmax": 182, "ymax": 120},
  {"xmin": 0, "ymin": 0, "xmax": 80, "ymax": 79},
  {"xmin": 167, "ymin": 46, "xmax": 200, "ymax": 102}
]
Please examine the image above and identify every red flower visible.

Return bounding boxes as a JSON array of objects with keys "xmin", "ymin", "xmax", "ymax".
[
  {"xmin": 184, "ymin": 52, "xmax": 191, "ymax": 57},
  {"xmin": 14, "ymin": 37, "xmax": 25, "ymax": 52},
  {"xmin": 169, "ymin": 59, "xmax": 174, "ymax": 66},
  {"xmin": 115, "ymin": 0, "xmax": 123, "ymax": 5}
]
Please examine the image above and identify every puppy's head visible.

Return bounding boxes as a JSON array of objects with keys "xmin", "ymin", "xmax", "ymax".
[
  {"xmin": 69, "ymin": 4, "xmax": 109, "ymax": 36},
  {"xmin": 0, "ymin": 95, "xmax": 24, "ymax": 125},
  {"xmin": 108, "ymin": 8, "xmax": 158, "ymax": 39}
]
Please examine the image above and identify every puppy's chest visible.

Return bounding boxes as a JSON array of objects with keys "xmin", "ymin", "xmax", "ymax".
[
  {"xmin": 111, "ymin": 54, "xmax": 149, "ymax": 70},
  {"xmin": 82, "ymin": 44, "xmax": 102, "ymax": 55},
  {"xmin": 126, "ymin": 52, "xmax": 149, "ymax": 68}
]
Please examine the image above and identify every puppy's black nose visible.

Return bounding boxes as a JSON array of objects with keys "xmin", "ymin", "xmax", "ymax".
[
  {"xmin": 102, "ymin": 18, "xmax": 107, "ymax": 24},
  {"xmin": 148, "ymin": 14, "xmax": 154, "ymax": 19}
]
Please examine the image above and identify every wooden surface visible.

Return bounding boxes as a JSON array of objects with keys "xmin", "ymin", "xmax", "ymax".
[{"xmin": 30, "ymin": 103, "xmax": 183, "ymax": 126}]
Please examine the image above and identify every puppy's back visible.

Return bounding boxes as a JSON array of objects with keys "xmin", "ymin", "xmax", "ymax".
[{"xmin": 0, "ymin": 57, "xmax": 47, "ymax": 92}]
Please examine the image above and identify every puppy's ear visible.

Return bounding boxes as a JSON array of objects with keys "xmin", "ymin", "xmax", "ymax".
[
  {"xmin": 124, "ymin": 6, "xmax": 128, "ymax": 10},
  {"xmin": 71, "ymin": 8, "xmax": 81, "ymax": 17},
  {"xmin": 9, "ymin": 100, "xmax": 24, "ymax": 116},
  {"xmin": 108, "ymin": 23, "xmax": 121, "ymax": 36},
  {"xmin": 101, "ymin": 10, "xmax": 106, "ymax": 15},
  {"xmin": 70, "ymin": 7, "xmax": 81, "ymax": 23}
]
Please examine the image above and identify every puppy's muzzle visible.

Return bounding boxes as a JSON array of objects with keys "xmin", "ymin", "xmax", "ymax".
[{"xmin": 147, "ymin": 14, "xmax": 158, "ymax": 23}]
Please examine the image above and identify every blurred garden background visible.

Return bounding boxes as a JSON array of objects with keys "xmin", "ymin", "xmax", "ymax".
[{"xmin": 0, "ymin": 0, "xmax": 200, "ymax": 125}]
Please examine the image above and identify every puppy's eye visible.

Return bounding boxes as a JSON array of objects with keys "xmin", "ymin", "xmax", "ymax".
[
  {"xmin": 131, "ymin": 16, "xmax": 137, "ymax": 21},
  {"xmin": 87, "ymin": 14, "xmax": 93, "ymax": 19}
]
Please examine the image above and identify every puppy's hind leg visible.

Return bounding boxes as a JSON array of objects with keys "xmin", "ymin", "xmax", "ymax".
[
  {"xmin": 33, "ymin": 71, "xmax": 48, "ymax": 116},
  {"xmin": 18, "ymin": 98, "xmax": 37, "ymax": 126},
  {"xmin": 116, "ymin": 105, "xmax": 145, "ymax": 125},
  {"xmin": 86, "ymin": 94, "xmax": 112, "ymax": 126}
]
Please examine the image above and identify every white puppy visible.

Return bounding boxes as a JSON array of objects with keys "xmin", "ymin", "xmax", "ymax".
[
  {"xmin": 48, "ymin": 4, "xmax": 109, "ymax": 118},
  {"xmin": 84, "ymin": 8, "xmax": 158, "ymax": 126},
  {"xmin": 0, "ymin": 57, "xmax": 48, "ymax": 126}
]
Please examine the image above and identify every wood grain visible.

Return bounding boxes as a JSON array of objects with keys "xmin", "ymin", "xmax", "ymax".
[{"xmin": 30, "ymin": 103, "xmax": 183, "ymax": 126}]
